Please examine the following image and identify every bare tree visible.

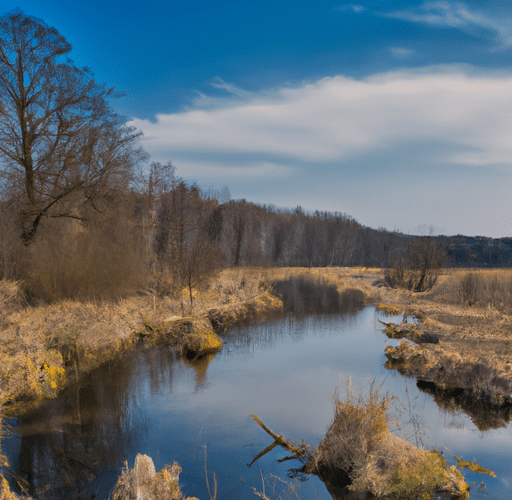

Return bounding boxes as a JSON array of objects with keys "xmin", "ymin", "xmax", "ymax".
[{"xmin": 0, "ymin": 10, "xmax": 145, "ymax": 244}]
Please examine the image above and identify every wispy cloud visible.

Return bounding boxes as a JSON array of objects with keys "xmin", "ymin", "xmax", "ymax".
[
  {"xmin": 335, "ymin": 4, "xmax": 365, "ymax": 13},
  {"xmin": 389, "ymin": 47, "xmax": 415, "ymax": 57},
  {"xmin": 164, "ymin": 160, "xmax": 294, "ymax": 179},
  {"xmin": 384, "ymin": 1, "xmax": 512, "ymax": 48}
]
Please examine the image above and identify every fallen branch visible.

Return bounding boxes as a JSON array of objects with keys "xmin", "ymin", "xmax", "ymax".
[{"xmin": 248, "ymin": 414, "xmax": 310, "ymax": 468}]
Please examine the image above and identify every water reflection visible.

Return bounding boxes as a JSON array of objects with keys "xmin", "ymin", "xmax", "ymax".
[
  {"xmin": 183, "ymin": 353, "xmax": 216, "ymax": 389},
  {"xmin": 272, "ymin": 276, "xmax": 365, "ymax": 316},
  {"xmin": 416, "ymin": 380, "xmax": 512, "ymax": 432},
  {"xmin": 5, "ymin": 353, "xmax": 140, "ymax": 498}
]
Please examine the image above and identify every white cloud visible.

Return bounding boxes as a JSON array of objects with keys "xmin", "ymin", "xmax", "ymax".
[
  {"xmin": 384, "ymin": 1, "xmax": 512, "ymax": 48},
  {"xmin": 130, "ymin": 65, "xmax": 512, "ymax": 171},
  {"xmin": 128, "ymin": 66, "xmax": 512, "ymax": 237}
]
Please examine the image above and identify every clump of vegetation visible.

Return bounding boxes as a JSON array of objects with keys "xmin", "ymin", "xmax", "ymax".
[
  {"xmin": 208, "ymin": 291, "xmax": 283, "ymax": 332},
  {"xmin": 455, "ymin": 456, "xmax": 496, "ymax": 477},
  {"xmin": 109, "ymin": 454, "xmax": 198, "ymax": 500},
  {"xmin": 376, "ymin": 303, "xmax": 404, "ymax": 316},
  {"xmin": 386, "ymin": 236, "xmax": 446, "ymax": 292},
  {"xmin": 318, "ymin": 381, "xmax": 468, "ymax": 499}
]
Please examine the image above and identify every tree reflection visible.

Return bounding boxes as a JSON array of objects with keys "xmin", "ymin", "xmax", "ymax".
[
  {"xmin": 272, "ymin": 277, "xmax": 365, "ymax": 317},
  {"xmin": 8, "ymin": 349, "xmax": 176, "ymax": 499},
  {"xmin": 182, "ymin": 352, "xmax": 216, "ymax": 390}
]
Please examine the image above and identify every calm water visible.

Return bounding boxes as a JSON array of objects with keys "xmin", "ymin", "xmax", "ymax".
[{"xmin": 2, "ymin": 307, "xmax": 512, "ymax": 499}]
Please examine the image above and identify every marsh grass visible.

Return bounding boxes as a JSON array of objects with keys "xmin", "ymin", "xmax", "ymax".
[
  {"xmin": 109, "ymin": 454, "xmax": 198, "ymax": 500},
  {"xmin": 432, "ymin": 269, "xmax": 512, "ymax": 313},
  {"xmin": 313, "ymin": 380, "xmax": 396, "ymax": 478},
  {"xmin": 312, "ymin": 379, "xmax": 468, "ymax": 500}
]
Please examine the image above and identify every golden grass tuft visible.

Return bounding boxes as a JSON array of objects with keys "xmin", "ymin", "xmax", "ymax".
[
  {"xmin": 313, "ymin": 380, "xmax": 469, "ymax": 500},
  {"xmin": 110, "ymin": 454, "xmax": 198, "ymax": 500},
  {"xmin": 455, "ymin": 456, "xmax": 496, "ymax": 477},
  {"xmin": 376, "ymin": 304, "xmax": 403, "ymax": 316}
]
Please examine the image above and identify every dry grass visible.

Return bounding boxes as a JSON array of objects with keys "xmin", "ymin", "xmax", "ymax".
[
  {"xmin": 312, "ymin": 380, "xmax": 469, "ymax": 500},
  {"xmin": 376, "ymin": 268, "xmax": 512, "ymax": 405},
  {"xmin": 432, "ymin": 268, "xmax": 512, "ymax": 313},
  {"xmin": 109, "ymin": 454, "xmax": 198, "ymax": 500},
  {"xmin": 313, "ymin": 379, "xmax": 394, "ymax": 476}
]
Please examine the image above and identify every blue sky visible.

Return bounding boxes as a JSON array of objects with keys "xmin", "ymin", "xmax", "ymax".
[{"xmin": 4, "ymin": 0, "xmax": 512, "ymax": 237}]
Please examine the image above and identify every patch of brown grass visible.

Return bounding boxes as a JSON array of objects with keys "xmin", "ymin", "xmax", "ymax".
[
  {"xmin": 429, "ymin": 268, "xmax": 512, "ymax": 313},
  {"xmin": 312, "ymin": 380, "xmax": 468, "ymax": 500}
]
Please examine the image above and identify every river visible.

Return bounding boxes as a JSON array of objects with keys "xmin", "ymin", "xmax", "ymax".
[{"xmin": 2, "ymin": 306, "xmax": 511, "ymax": 499}]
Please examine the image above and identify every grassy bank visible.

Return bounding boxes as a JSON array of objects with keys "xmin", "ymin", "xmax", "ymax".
[{"xmin": 376, "ymin": 268, "xmax": 512, "ymax": 407}]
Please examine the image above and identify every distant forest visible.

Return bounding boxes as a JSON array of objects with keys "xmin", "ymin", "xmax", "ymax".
[{"xmin": 1, "ymin": 159, "xmax": 511, "ymax": 302}]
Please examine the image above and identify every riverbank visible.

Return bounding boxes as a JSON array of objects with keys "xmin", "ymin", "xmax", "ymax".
[
  {"xmin": 375, "ymin": 268, "xmax": 512, "ymax": 408},
  {"xmin": 3, "ymin": 265, "xmax": 512, "ymax": 421},
  {"xmin": 0, "ymin": 266, "xmax": 379, "ymax": 415}
]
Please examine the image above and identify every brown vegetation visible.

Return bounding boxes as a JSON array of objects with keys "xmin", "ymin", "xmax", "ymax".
[
  {"xmin": 376, "ymin": 268, "xmax": 512, "ymax": 410},
  {"xmin": 385, "ymin": 236, "xmax": 446, "ymax": 292},
  {"xmin": 109, "ymin": 454, "xmax": 198, "ymax": 500}
]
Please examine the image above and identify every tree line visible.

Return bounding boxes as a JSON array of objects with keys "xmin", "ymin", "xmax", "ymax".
[{"xmin": 0, "ymin": 10, "xmax": 509, "ymax": 302}]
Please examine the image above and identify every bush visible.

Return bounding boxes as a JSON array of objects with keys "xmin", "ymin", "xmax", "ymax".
[
  {"xmin": 386, "ymin": 237, "xmax": 446, "ymax": 292},
  {"xmin": 459, "ymin": 272, "xmax": 480, "ymax": 306},
  {"xmin": 110, "ymin": 454, "xmax": 198, "ymax": 500}
]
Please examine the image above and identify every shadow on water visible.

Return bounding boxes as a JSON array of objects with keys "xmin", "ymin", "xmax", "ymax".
[{"xmin": 272, "ymin": 276, "xmax": 365, "ymax": 316}]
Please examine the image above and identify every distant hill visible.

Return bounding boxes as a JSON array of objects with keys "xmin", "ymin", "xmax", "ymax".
[{"xmin": 438, "ymin": 235, "xmax": 512, "ymax": 268}]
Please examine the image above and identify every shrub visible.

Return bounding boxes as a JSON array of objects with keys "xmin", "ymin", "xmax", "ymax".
[
  {"xmin": 110, "ymin": 454, "xmax": 198, "ymax": 500},
  {"xmin": 459, "ymin": 272, "xmax": 480, "ymax": 306},
  {"xmin": 386, "ymin": 237, "xmax": 446, "ymax": 292}
]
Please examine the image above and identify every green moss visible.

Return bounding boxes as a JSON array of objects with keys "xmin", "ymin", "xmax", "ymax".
[{"xmin": 455, "ymin": 456, "xmax": 496, "ymax": 477}]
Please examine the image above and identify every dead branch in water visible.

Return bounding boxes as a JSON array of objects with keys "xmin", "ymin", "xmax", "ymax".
[{"xmin": 247, "ymin": 414, "xmax": 312, "ymax": 468}]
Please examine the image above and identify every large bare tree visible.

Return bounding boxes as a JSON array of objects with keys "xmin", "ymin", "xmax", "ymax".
[{"xmin": 0, "ymin": 10, "xmax": 144, "ymax": 244}]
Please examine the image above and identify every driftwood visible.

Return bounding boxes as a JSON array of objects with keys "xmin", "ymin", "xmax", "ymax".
[{"xmin": 247, "ymin": 414, "xmax": 311, "ymax": 468}]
